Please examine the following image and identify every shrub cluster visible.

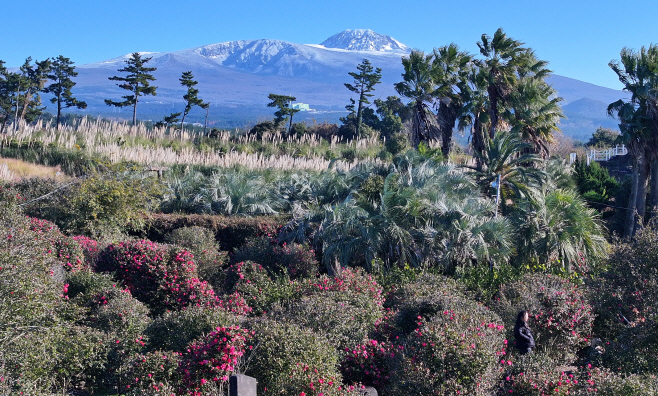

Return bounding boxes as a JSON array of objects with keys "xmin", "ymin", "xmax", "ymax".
[
  {"xmin": 95, "ymin": 240, "xmax": 221, "ymax": 313},
  {"xmin": 491, "ymin": 273, "xmax": 595, "ymax": 363},
  {"xmin": 232, "ymin": 236, "xmax": 319, "ymax": 279}
]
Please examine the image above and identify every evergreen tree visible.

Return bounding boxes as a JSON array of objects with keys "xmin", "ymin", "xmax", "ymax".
[
  {"xmin": 104, "ymin": 53, "xmax": 157, "ymax": 125},
  {"xmin": 155, "ymin": 112, "xmax": 181, "ymax": 129},
  {"xmin": 267, "ymin": 93, "xmax": 300, "ymax": 134},
  {"xmin": 3, "ymin": 57, "xmax": 52, "ymax": 128},
  {"xmin": 0, "ymin": 61, "xmax": 11, "ymax": 132},
  {"xmin": 178, "ymin": 71, "xmax": 208, "ymax": 133},
  {"xmin": 43, "ymin": 55, "xmax": 87, "ymax": 130},
  {"xmin": 344, "ymin": 59, "xmax": 382, "ymax": 137}
]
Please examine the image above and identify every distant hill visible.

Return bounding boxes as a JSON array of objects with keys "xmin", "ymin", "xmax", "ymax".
[{"xmin": 38, "ymin": 29, "xmax": 628, "ymax": 138}]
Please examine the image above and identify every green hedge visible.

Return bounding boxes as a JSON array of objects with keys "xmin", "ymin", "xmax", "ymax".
[{"xmin": 140, "ymin": 213, "xmax": 287, "ymax": 252}]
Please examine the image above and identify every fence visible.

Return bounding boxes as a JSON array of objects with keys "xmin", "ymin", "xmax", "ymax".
[{"xmin": 585, "ymin": 145, "xmax": 628, "ymax": 165}]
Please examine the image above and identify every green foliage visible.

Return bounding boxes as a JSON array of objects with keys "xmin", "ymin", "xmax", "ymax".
[
  {"xmin": 586, "ymin": 127, "xmax": 620, "ymax": 148},
  {"xmin": 267, "ymin": 93, "xmax": 300, "ymax": 132},
  {"xmin": 231, "ymin": 237, "xmax": 319, "ymax": 279},
  {"xmin": 592, "ymin": 226, "xmax": 658, "ymax": 373},
  {"xmin": 245, "ymin": 319, "xmax": 346, "ymax": 396},
  {"xmin": 573, "ymin": 158, "xmax": 620, "ymax": 205},
  {"xmin": 104, "ymin": 52, "xmax": 158, "ymax": 125},
  {"xmin": 164, "ymin": 225, "xmax": 228, "ymax": 286},
  {"xmin": 67, "ymin": 169, "xmax": 163, "ymax": 237},
  {"xmin": 344, "ymin": 59, "xmax": 382, "ymax": 137},
  {"xmin": 490, "ymin": 273, "xmax": 595, "ymax": 364},
  {"xmin": 384, "ymin": 131, "xmax": 408, "ymax": 156},
  {"xmin": 144, "ymin": 306, "xmax": 239, "ymax": 353}
]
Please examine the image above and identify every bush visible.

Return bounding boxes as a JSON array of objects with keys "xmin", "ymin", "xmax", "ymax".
[
  {"xmin": 592, "ymin": 227, "xmax": 658, "ymax": 373},
  {"xmin": 340, "ymin": 339, "xmax": 397, "ymax": 389},
  {"xmin": 384, "ymin": 132, "xmax": 408, "ymax": 156},
  {"xmin": 179, "ymin": 326, "xmax": 253, "ymax": 395},
  {"xmin": 142, "ymin": 213, "xmax": 284, "ymax": 252},
  {"xmin": 1, "ymin": 326, "xmax": 110, "ymax": 394},
  {"xmin": 125, "ymin": 350, "xmax": 183, "ymax": 395},
  {"xmin": 231, "ymin": 237, "xmax": 319, "ymax": 279},
  {"xmin": 272, "ymin": 269, "xmax": 384, "ymax": 352},
  {"xmin": 385, "ymin": 274, "xmax": 507, "ymax": 396},
  {"xmin": 67, "ymin": 171, "xmax": 163, "ymax": 237},
  {"xmin": 165, "ymin": 226, "xmax": 229, "ymax": 291},
  {"xmin": 144, "ymin": 306, "xmax": 239, "ymax": 353},
  {"xmin": 490, "ymin": 273, "xmax": 595, "ymax": 364},
  {"xmin": 245, "ymin": 319, "xmax": 353, "ymax": 396},
  {"xmin": 224, "ymin": 261, "xmax": 300, "ymax": 314},
  {"xmin": 96, "ymin": 240, "xmax": 220, "ymax": 314}
]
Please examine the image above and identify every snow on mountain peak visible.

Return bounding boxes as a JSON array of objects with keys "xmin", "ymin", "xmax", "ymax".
[{"xmin": 320, "ymin": 29, "xmax": 409, "ymax": 52}]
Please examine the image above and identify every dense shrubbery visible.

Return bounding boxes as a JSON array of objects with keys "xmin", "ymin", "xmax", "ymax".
[
  {"xmin": 592, "ymin": 226, "xmax": 658, "ymax": 374},
  {"xmin": 95, "ymin": 240, "xmax": 221, "ymax": 313},
  {"xmin": 491, "ymin": 274, "xmax": 595, "ymax": 363},
  {"xmin": 231, "ymin": 236, "xmax": 319, "ymax": 279}
]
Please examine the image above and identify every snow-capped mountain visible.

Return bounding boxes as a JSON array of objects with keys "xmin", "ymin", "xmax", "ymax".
[
  {"xmin": 319, "ymin": 29, "xmax": 409, "ymax": 52},
  {"xmin": 59, "ymin": 30, "xmax": 625, "ymax": 136}
]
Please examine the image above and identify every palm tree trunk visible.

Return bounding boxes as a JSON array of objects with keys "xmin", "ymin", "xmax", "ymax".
[
  {"xmin": 650, "ymin": 160, "xmax": 658, "ymax": 220},
  {"xmin": 437, "ymin": 102, "xmax": 457, "ymax": 158},
  {"xmin": 625, "ymin": 155, "xmax": 640, "ymax": 238},
  {"xmin": 635, "ymin": 156, "xmax": 649, "ymax": 232}
]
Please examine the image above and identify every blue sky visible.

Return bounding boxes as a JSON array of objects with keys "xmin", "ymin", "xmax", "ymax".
[{"xmin": 2, "ymin": 0, "xmax": 655, "ymax": 89}]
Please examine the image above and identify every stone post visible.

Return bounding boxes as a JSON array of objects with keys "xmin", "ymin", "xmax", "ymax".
[{"xmin": 229, "ymin": 374, "xmax": 257, "ymax": 396}]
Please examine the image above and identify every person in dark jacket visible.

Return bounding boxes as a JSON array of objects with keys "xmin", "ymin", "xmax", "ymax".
[{"xmin": 514, "ymin": 310, "xmax": 535, "ymax": 355}]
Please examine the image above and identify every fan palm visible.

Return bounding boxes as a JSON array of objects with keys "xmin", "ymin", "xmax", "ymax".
[
  {"xmin": 432, "ymin": 44, "xmax": 472, "ymax": 157},
  {"xmin": 466, "ymin": 130, "xmax": 545, "ymax": 214},
  {"xmin": 395, "ymin": 50, "xmax": 437, "ymax": 148}
]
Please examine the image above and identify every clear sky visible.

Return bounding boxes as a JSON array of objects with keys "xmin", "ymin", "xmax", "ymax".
[{"xmin": 2, "ymin": 0, "xmax": 655, "ymax": 90}]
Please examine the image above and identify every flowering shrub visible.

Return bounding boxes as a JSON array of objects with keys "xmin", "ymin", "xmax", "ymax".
[
  {"xmin": 224, "ymin": 260, "xmax": 299, "ymax": 314},
  {"xmin": 592, "ymin": 227, "xmax": 658, "ymax": 373},
  {"xmin": 28, "ymin": 216, "xmax": 88, "ymax": 272},
  {"xmin": 179, "ymin": 326, "xmax": 253, "ymax": 395},
  {"xmin": 304, "ymin": 267, "xmax": 384, "ymax": 306},
  {"xmin": 245, "ymin": 320, "xmax": 345, "ymax": 395},
  {"xmin": 144, "ymin": 306, "xmax": 239, "ymax": 352},
  {"xmin": 165, "ymin": 226, "xmax": 229, "ymax": 288},
  {"xmin": 340, "ymin": 339, "xmax": 396, "ymax": 388},
  {"xmin": 125, "ymin": 350, "xmax": 183, "ymax": 395},
  {"xmin": 497, "ymin": 355, "xmax": 658, "ymax": 396},
  {"xmin": 95, "ymin": 240, "xmax": 221, "ymax": 313},
  {"xmin": 491, "ymin": 273, "xmax": 594, "ymax": 363},
  {"xmin": 232, "ymin": 237, "xmax": 319, "ymax": 279},
  {"xmin": 72, "ymin": 235, "xmax": 102, "ymax": 266}
]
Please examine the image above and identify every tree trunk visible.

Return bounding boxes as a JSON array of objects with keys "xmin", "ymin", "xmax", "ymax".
[
  {"xmin": 56, "ymin": 93, "xmax": 62, "ymax": 130},
  {"xmin": 635, "ymin": 156, "xmax": 650, "ymax": 232},
  {"xmin": 132, "ymin": 99, "xmax": 137, "ymax": 126},
  {"xmin": 180, "ymin": 112, "xmax": 187, "ymax": 135},
  {"xmin": 625, "ymin": 155, "xmax": 641, "ymax": 238},
  {"xmin": 204, "ymin": 105, "xmax": 209, "ymax": 135},
  {"xmin": 437, "ymin": 101, "xmax": 457, "ymax": 158},
  {"xmin": 650, "ymin": 160, "xmax": 658, "ymax": 220}
]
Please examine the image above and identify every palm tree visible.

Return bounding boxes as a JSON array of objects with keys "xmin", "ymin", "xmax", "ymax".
[
  {"xmin": 432, "ymin": 44, "xmax": 472, "ymax": 157},
  {"xmin": 509, "ymin": 78, "xmax": 564, "ymax": 159},
  {"xmin": 395, "ymin": 50, "xmax": 438, "ymax": 148},
  {"xmin": 608, "ymin": 45, "xmax": 658, "ymax": 236},
  {"xmin": 466, "ymin": 130, "xmax": 546, "ymax": 214},
  {"xmin": 475, "ymin": 28, "xmax": 528, "ymax": 140}
]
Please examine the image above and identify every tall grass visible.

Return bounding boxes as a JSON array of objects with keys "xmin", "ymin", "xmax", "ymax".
[{"xmin": 2, "ymin": 119, "xmax": 385, "ymax": 171}]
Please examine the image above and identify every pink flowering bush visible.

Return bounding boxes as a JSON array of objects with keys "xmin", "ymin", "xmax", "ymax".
[
  {"xmin": 591, "ymin": 227, "xmax": 658, "ymax": 373},
  {"xmin": 340, "ymin": 339, "xmax": 396, "ymax": 389},
  {"xmin": 232, "ymin": 237, "xmax": 319, "ymax": 279},
  {"xmin": 245, "ymin": 320, "xmax": 347, "ymax": 396},
  {"xmin": 164, "ymin": 226, "xmax": 229, "ymax": 289},
  {"xmin": 95, "ymin": 240, "xmax": 222, "ymax": 314},
  {"xmin": 224, "ymin": 260, "xmax": 300, "ymax": 314},
  {"xmin": 72, "ymin": 235, "xmax": 102, "ymax": 266},
  {"xmin": 179, "ymin": 326, "xmax": 253, "ymax": 395},
  {"xmin": 491, "ymin": 274, "xmax": 595, "ymax": 363},
  {"xmin": 144, "ymin": 305, "xmax": 239, "ymax": 353},
  {"xmin": 125, "ymin": 350, "xmax": 183, "ymax": 395}
]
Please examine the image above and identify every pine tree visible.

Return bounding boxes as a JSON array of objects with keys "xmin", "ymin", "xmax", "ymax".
[
  {"xmin": 104, "ymin": 53, "xmax": 157, "ymax": 125},
  {"xmin": 43, "ymin": 55, "xmax": 87, "ymax": 130},
  {"xmin": 344, "ymin": 59, "xmax": 382, "ymax": 136},
  {"xmin": 267, "ymin": 93, "xmax": 300, "ymax": 134},
  {"xmin": 8, "ymin": 57, "xmax": 52, "ymax": 127},
  {"xmin": 179, "ymin": 71, "xmax": 208, "ymax": 133}
]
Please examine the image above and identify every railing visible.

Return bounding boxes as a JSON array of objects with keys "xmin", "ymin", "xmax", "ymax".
[{"xmin": 585, "ymin": 145, "xmax": 628, "ymax": 165}]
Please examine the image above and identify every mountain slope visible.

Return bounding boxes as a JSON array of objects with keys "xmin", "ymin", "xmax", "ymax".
[{"xmin": 52, "ymin": 30, "xmax": 627, "ymax": 138}]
